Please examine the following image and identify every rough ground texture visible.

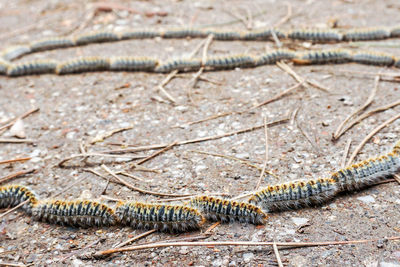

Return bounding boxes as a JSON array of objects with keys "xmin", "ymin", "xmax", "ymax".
[{"xmin": 0, "ymin": 0, "xmax": 400, "ymax": 266}]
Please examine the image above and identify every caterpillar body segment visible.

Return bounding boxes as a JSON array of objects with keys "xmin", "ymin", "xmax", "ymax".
[
  {"xmin": 155, "ymin": 58, "xmax": 202, "ymax": 73},
  {"xmin": 292, "ymin": 49, "xmax": 351, "ymax": 65},
  {"xmin": 120, "ymin": 30, "xmax": 161, "ymax": 40},
  {"xmin": 30, "ymin": 37, "xmax": 75, "ymax": 52},
  {"xmin": 241, "ymin": 28, "xmax": 273, "ymax": 40},
  {"xmin": 390, "ymin": 26, "xmax": 400, "ymax": 37},
  {"xmin": 204, "ymin": 29, "xmax": 242, "ymax": 40},
  {"xmin": 74, "ymin": 31, "xmax": 120, "ymax": 45},
  {"xmin": 7, "ymin": 60, "xmax": 57, "ymax": 76},
  {"xmin": 0, "ymin": 185, "xmax": 38, "ymax": 214},
  {"xmin": 32, "ymin": 200, "xmax": 117, "ymax": 227},
  {"xmin": 204, "ymin": 54, "xmax": 256, "ymax": 70},
  {"xmin": 351, "ymin": 51, "xmax": 395, "ymax": 66},
  {"xmin": 56, "ymin": 57, "xmax": 110, "ymax": 74},
  {"xmin": 0, "ymin": 59, "xmax": 10, "ymax": 75},
  {"xmin": 188, "ymin": 196, "xmax": 267, "ymax": 225},
  {"xmin": 115, "ymin": 202, "xmax": 205, "ymax": 233},
  {"xmin": 343, "ymin": 27, "xmax": 391, "ymax": 41},
  {"xmin": 255, "ymin": 49, "xmax": 295, "ymax": 66},
  {"xmin": 394, "ymin": 58, "xmax": 400, "ymax": 68},
  {"xmin": 161, "ymin": 28, "xmax": 207, "ymax": 39},
  {"xmin": 110, "ymin": 57, "xmax": 158, "ymax": 71},
  {"xmin": 1, "ymin": 46, "xmax": 31, "ymax": 61},
  {"xmin": 331, "ymin": 153, "xmax": 400, "ymax": 192},
  {"xmin": 248, "ymin": 178, "xmax": 339, "ymax": 212},
  {"xmin": 287, "ymin": 28, "xmax": 343, "ymax": 42}
]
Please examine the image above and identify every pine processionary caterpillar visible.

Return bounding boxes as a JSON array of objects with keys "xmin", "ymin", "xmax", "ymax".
[
  {"xmin": 155, "ymin": 58, "xmax": 202, "ymax": 73},
  {"xmin": 115, "ymin": 201, "xmax": 205, "ymax": 233},
  {"xmin": 109, "ymin": 57, "xmax": 158, "ymax": 71},
  {"xmin": 204, "ymin": 54, "xmax": 256, "ymax": 70},
  {"xmin": 248, "ymin": 178, "xmax": 339, "ymax": 212},
  {"xmin": 187, "ymin": 196, "xmax": 267, "ymax": 225},
  {"xmin": 204, "ymin": 29, "xmax": 243, "ymax": 41},
  {"xmin": 161, "ymin": 28, "xmax": 207, "ymax": 39},
  {"xmin": 0, "ymin": 185, "xmax": 38, "ymax": 214},
  {"xmin": 32, "ymin": 199, "xmax": 117, "ymax": 227},
  {"xmin": 394, "ymin": 58, "xmax": 400, "ymax": 68},
  {"xmin": 120, "ymin": 30, "xmax": 161, "ymax": 40},
  {"xmin": 343, "ymin": 27, "xmax": 391, "ymax": 41},
  {"xmin": 292, "ymin": 49, "xmax": 351, "ymax": 65},
  {"xmin": 56, "ymin": 57, "xmax": 110, "ymax": 74},
  {"xmin": 74, "ymin": 31, "xmax": 120, "ymax": 45},
  {"xmin": 7, "ymin": 60, "xmax": 57, "ymax": 76},
  {"xmin": 1, "ymin": 45, "xmax": 31, "ymax": 61},
  {"xmin": 30, "ymin": 37, "xmax": 76, "ymax": 52},
  {"xmin": 242, "ymin": 28, "xmax": 274, "ymax": 40},
  {"xmin": 351, "ymin": 51, "xmax": 395, "ymax": 66},
  {"xmin": 255, "ymin": 49, "xmax": 295, "ymax": 66},
  {"xmin": 390, "ymin": 26, "xmax": 400, "ymax": 37},
  {"xmin": 287, "ymin": 29, "xmax": 343, "ymax": 42}
]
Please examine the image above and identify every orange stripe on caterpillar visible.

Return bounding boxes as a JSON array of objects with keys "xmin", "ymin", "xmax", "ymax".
[
  {"xmin": 187, "ymin": 196, "xmax": 267, "ymax": 225},
  {"xmin": 32, "ymin": 199, "xmax": 117, "ymax": 227},
  {"xmin": 116, "ymin": 201, "xmax": 205, "ymax": 233},
  {"xmin": 0, "ymin": 184, "xmax": 38, "ymax": 214},
  {"xmin": 248, "ymin": 178, "xmax": 339, "ymax": 212}
]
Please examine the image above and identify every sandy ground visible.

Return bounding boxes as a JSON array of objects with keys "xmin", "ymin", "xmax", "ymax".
[{"xmin": 0, "ymin": 0, "xmax": 400, "ymax": 266}]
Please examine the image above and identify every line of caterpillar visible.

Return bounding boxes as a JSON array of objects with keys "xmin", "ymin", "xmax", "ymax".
[
  {"xmin": 0, "ymin": 184, "xmax": 37, "ymax": 214},
  {"xmin": 1, "ymin": 47, "xmax": 400, "ymax": 77},
  {"xmin": 187, "ymin": 196, "xmax": 267, "ymax": 225},
  {"xmin": 2, "ymin": 25, "xmax": 400, "ymax": 61}
]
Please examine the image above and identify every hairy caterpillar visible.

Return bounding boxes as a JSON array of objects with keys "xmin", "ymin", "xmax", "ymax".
[
  {"xmin": 0, "ymin": 185, "xmax": 38, "ymax": 214},
  {"xmin": 343, "ymin": 27, "xmax": 391, "ymax": 41},
  {"xmin": 204, "ymin": 54, "xmax": 256, "ymax": 70},
  {"xmin": 1, "ymin": 45, "xmax": 31, "ymax": 61},
  {"xmin": 74, "ymin": 31, "xmax": 120, "ymax": 45},
  {"xmin": 155, "ymin": 58, "xmax": 202, "ymax": 73},
  {"xmin": 204, "ymin": 29, "xmax": 243, "ymax": 41},
  {"xmin": 116, "ymin": 201, "xmax": 205, "ymax": 233},
  {"xmin": 248, "ymin": 178, "xmax": 339, "ymax": 212},
  {"xmin": 292, "ymin": 49, "xmax": 351, "ymax": 65},
  {"xmin": 255, "ymin": 49, "xmax": 295, "ymax": 66},
  {"xmin": 110, "ymin": 57, "xmax": 158, "ymax": 71},
  {"xmin": 7, "ymin": 60, "xmax": 57, "ymax": 76},
  {"xmin": 56, "ymin": 57, "xmax": 110, "ymax": 74},
  {"xmin": 32, "ymin": 200, "xmax": 117, "ymax": 227},
  {"xmin": 161, "ymin": 28, "xmax": 207, "ymax": 39},
  {"xmin": 351, "ymin": 51, "xmax": 395, "ymax": 66},
  {"xmin": 287, "ymin": 29, "xmax": 343, "ymax": 42},
  {"xmin": 120, "ymin": 30, "xmax": 161, "ymax": 40},
  {"xmin": 242, "ymin": 28, "xmax": 274, "ymax": 40},
  {"xmin": 187, "ymin": 196, "xmax": 267, "ymax": 225},
  {"xmin": 30, "ymin": 37, "xmax": 75, "ymax": 52}
]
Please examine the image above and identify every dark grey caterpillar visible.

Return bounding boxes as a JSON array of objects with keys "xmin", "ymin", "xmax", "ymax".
[
  {"xmin": 155, "ymin": 58, "xmax": 202, "ymax": 73},
  {"xmin": 30, "ymin": 37, "xmax": 76, "ymax": 52},
  {"xmin": 56, "ymin": 57, "xmax": 110, "ymax": 74},
  {"xmin": 204, "ymin": 54, "xmax": 256, "ymax": 70},
  {"xmin": 120, "ymin": 30, "xmax": 161, "ymax": 40},
  {"xmin": 343, "ymin": 27, "xmax": 391, "ymax": 41},
  {"xmin": 292, "ymin": 49, "xmax": 351, "ymax": 65},
  {"xmin": 254, "ymin": 49, "xmax": 295, "ymax": 66},
  {"xmin": 161, "ymin": 28, "xmax": 207, "ymax": 39},
  {"xmin": 74, "ymin": 31, "xmax": 120, "ymax": 45},
  {"xmin": 7, "ymin": 60, "xmax": 57, "ymax": 76},
  {"xmin": 110, "ymin": 57, "xmax": 158, "ymax": 71},
  {"xmin": 351, "ymin": 51, "xmax": 394, "ymax": 66},
  {"xmin": 1, "ymin": 45, "xmax": 31, "ymax": 61},
  {"xmin": 287, "ymin": 28, "xmax": 343, "ymax": 42}
]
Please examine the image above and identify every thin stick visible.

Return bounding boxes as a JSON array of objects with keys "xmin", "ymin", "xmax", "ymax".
[
  {"xmin": 0, "ymin": 157, "xmax": 30, "ymax": 165},
  {"xmin": 178, "ymin": 112, "xmax": 233, "ymax": 127},
  {"xmin": 0, "ymin": 200, "xmax": 29, "ymax": 218},
  {"xmin": 393, "ymin": 174, "xmax": 400, "ymax": 185},
  {"xmin": 90, "ymin": 126, "xmax": 133, "ymax": 144},
  {"xmin": 96, "ymin": 236, "xmax": 400, "ymax": 255},
  {"xmin": 270, "ymin": 29, "xmax": 282, "ymax": 48},
  {"xmin": 274, "ymin": 2, "xmax": 293, "ymax": 27},
  {"xmin": 255, "ymin": 117, "xmax": 269, "ymax": 190},
  {"xmin": 347, "ymin": 113, "xmax": 400, "ymax": 165},
  {"xmin": 101, "ymin": 117, "xmax": 289, "ymax": 154},
  {"xmin": 205, "ymin": 222, "xmax": 220, "ymax": 233},
  {"xmin": 0, "ymin": 139, "xmax": 36, "ymax": 143},
  {"xmin": 273, "ymin": 242, "xmax": 284, "ymax": 267},
  {"xmin": 341, "ymin": 138, "xmax": 352, "ymax": 168},
  {"xmin": 0, "ymin": 107, "xmax": 39, "ymax": 133},
  {"xmin": 58, "ymin": 153, "xmax": 146, "ymax": 167},
  {"xmin": 0, "ymin": 262, "xmax": 27, "ymax": 267},
  {"xmin": 115, "ymin": 171, "xmax": 145, "ymax": 182},
  {"xmin": 100, "ymin": 164, "xmax": 192, "ymax": 197},
  {"xmin": 333, "ymin": 75, "xmax": 379, "ymax": 140},
  {"xmin": 113, "ymin": 230, "xmax": 156, "ymax": 249},
  {"xmin": 251, "ymin": 82, "xmax": 303, "ymax": 110},
  {"xmin": 0, "ymin": 169, "xmax": 35, "ymax": 185},
  {"xmin": 135, "ymin": 141, "xmax": 177, "ymax": 165}
]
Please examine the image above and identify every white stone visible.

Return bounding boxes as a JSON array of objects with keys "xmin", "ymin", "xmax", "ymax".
[
  {"xmin": 291, "ymin": 217, "xmax": 309, "ymax": 226},
  {"xmin": 357, "ymin": 195, "xmax": 375, "ymax": 204}
]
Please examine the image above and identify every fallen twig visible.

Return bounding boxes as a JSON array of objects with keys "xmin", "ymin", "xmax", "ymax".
[
  {"xmin": 273, "ymin": 242, "xmax": 284, "ymax": 267},
  {"xmin": 90, "ymin": 126, "xmax": 133, "ymax": 144},
  {"xmin": 58, "ymin": 153, "xmax": 146, "ymax": 167},
  {"xmin": 0, "ymin": 157, "xmax": 30, "ymax": 165},
  {"xmin": 0, "ymin": 169, "xmax": 35, "ymax": 185},
  {"xmin": 0, "ymin": 139, "xmax": 35, "ymax": 143},
  {"xmin": 135, "ymin": 141, "xmax": 178, "ymax": 165},
  {"xmin": 340, "ymin": 138, "xmax": 352, "ymax": 168},
  {"xmin": 393, "ymin": 174, "xmax": 400, "ymax": 185},
  {"xmin": 0, "ymin": 199, "xmax": 29, "ymax": 218},
  {"xmin": 0, "ymin": 108, "xmax": 39, "ymax": 135},
  {"xmin": 251, "ymin": 82, "xmax": 303, "ymax": 110},
  {"xmin": 273, "ymin": 2, "xmax": 293, "ymax": 27},
  {"xmin": 113, "ymin": 230, "xmax": 156, "ymax": 249}
]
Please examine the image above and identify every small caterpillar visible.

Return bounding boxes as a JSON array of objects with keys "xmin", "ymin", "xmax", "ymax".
[
  {"xmin": 204, "ymin": 29, "xmax": 243, "ymax": 41},
  {"xmin": 394, "ymin": 58, "xmax": 400, "ymax": 68},
  {"xmin": 343, "ymin": 27, "xmax": 391, "ymax": 41},
  {"xmin": 331, "ymin": 152, "xmax": 400, "ymax": 192},
  {"xmin": 161, "ymin": 28, "xmax": 207, "ymax": 39},
  {"xmin": 1, "ymin": 45, "xmax": 31, "ymax": 61},
  {"xmin": 248, "ymin": 178, "xmax": 339, "ymax": 212},
  {"xmin": 204, "ymin": 54, "xmax": 256, "ymax": 70},
  {"xmin": 110, "ymin": 57, "xmax": 158, "ymax": 71},
  {"xmin": 74, "ymin": 31, "xmax": 120, "ymax": 45},
  {"xmin": 287, "ymin": 29, "xmax": 343, "ymax": 42},
  {"xmin": 390, "ymin": 26, "xmax": 400, "ymax": 37},
  {"xmin": 32, "ymin": 199, "xmax": 117, "ymax": 227},
  {"xmin": 255, "ymin": 49, "xmax": 295, "ymax": 66},
  {"xmin": 0, "ymin": 185, "xmax": 38, "ymax": 214},
  {"xmin": 7, "ymin": 60, "xmax": 57, "ymax": 76},
  {"xmin": 30, "ymin": 37, "xmax": 75, "ymax": 52},
  {"xmin": 187, "ymin": 196, "xmax": 267, "ymax": 225},
  {"xmin": 120, "ymin": 30, "xmax": 161, "ymax": 40},
  {"xmin": 56, "ymin": 57, "xmax": 110, "ymax": 74},
  {"xmin": 351, "ymin": 51, "xmax": 395, "ymax": 66},
  {"xmin": 116, "ymin": 201, "xmax": 205, "ymax": 233},
  {"xmin": 155, "ymin": 58, "xmax": 202, "ymax": 73},
  {"xmin": 292, "ymin": 49, "xmax": 351, "ymax": 65}
]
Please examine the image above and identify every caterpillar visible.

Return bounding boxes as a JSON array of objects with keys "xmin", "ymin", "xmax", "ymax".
[
  {"xmin": 204, "ymin": 54, "xmax": 256, "ymax": 70},
  {"xmin": 287, "ymin": 29, "xmax": 343, "ymax": 42},
  {"xmin": 30, "ymin": 37, "xmax": 76, "ymax": 52},
  {"xmin": 204, "ymin": 29, "xmax": 243, "ymax": 41},
  {"xmin": 1, "ymin": 45, "xmax": 31, "ymax": 61},
  {"xmin": 390, "ymin": 25, "xmax": 400, "ymax": 37},
  {"xmin": 74, "ymin": 31, "xmax": 121, "ymax": 45},
  {"xmin": 109, "ymin": 57, "xmax": 158, "ymax": 71},
  {"xmin": 0, "ymin": 185, "xmax": 38, "ymax": 214},
  {"xmin": 155, "ymin": 58, "xmax": 202, "ymax": 73},
  {"xmin": 31, "ymin": 199, "xmax": 117, "ymax": 227},
  {"xmin": 0, "ymin": 59, "xmax": 10, "ymax": 75},
  {"xmin": 254, "ymin": 49, "xmax": 296, "ymax": 66},
  {"xmin": 343, "ymin": 27, "xmax": 391, "ymax": 41},
  {"xmin": 248, "ymin": 178, "xmax": 339, "ymax": 212},
  {"xmin": 120, "ymin": 29, "xmax": 161, "ymax": 40},
  {"xmin": 56, "ymin": 57, "xmax": 110, "ymax": 74},
  {"xmin": 7, "ymin": 60, "xmax": 57, "ymax": 76},
  {"xmin": 395, "ymin": 58, "xmax": 400, "ymax": 68},
  {"xmin": 161, "ymin": 28, "xmax": 207, "ymax": 39},
  {"xmin": 292, "ymin": 49, "xmax": 351, "ymax": 65},
  {"xmin": 115, "ymin": 201, "xmax": 205, "ymax": 233},
  {"xmin": 187, "ymin": 196, "xmax": 267, "ymax": 225},
  {"xmin": 350, "ymin": 51, "xmax": 395, "ymax": 66}
]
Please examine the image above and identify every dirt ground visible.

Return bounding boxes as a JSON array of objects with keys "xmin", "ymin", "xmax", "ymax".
[{"xmin": 0, "ymin": 0, "xmax": 400, "ymax": 266}]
